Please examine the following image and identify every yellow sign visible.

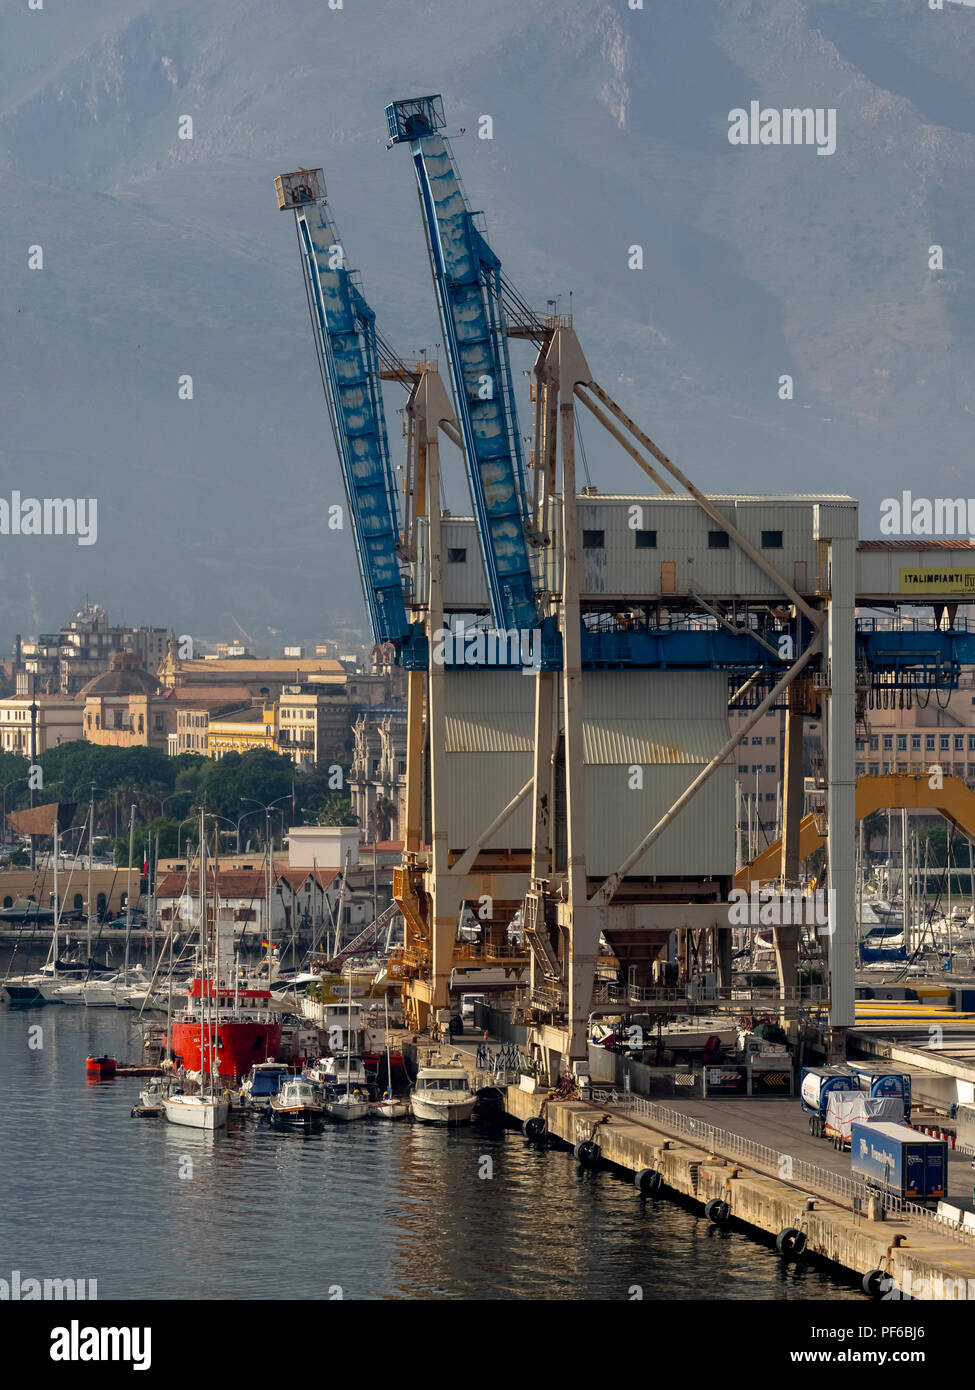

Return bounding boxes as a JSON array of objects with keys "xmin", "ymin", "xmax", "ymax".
[{"xmin": 899, "ymin": 567, "xmax": 975, "ymax": 594}]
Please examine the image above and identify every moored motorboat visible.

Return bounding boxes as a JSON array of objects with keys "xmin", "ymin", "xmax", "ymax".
[
  {"xmin": 410, "ymin": 1066, "xmax": 476, "ymax": 1125},
  {"xmin": 240, "ymin": 1061, "xmax": 292, "ymax": 1111},
  {"xmin": 268, "ymin": 1076, "xmax": 324, "ymax": 1129}
]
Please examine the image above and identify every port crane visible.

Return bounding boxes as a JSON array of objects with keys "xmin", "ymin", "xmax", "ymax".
[
  {"xmin": 385, "ymin": 96, "xmax": 542, "ymax": 639},
  {"xmin": 274, "ymin": 168, "xmax": 414, "ymax": 649}
]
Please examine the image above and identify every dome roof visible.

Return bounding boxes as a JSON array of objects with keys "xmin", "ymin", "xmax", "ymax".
[{"xmin": 80, "ymin": 651, "xmax": 158, "ymax": 698}]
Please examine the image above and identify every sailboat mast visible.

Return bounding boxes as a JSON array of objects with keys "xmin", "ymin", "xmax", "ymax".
[
  {"xmin": 199, "ymin": 804, "xmax": 206, "ymax": 1092},
  {"xmin": 87, "ymin": 784, "xmax": 94, "ymax": 962},
  {"xmin": 124, "ymin": 803, "xmax": 135, "ymax": 983},
  {"xmin": 52, "ymin": 818, "xmax": 59, "ymax": 959},
  {"xmin": 212, "ymin": 824, "xmax": 219, "ymax": 1099}
]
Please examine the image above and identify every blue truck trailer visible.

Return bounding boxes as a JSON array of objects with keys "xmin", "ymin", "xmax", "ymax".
[{"xmin": 850, "ymin": 1122, "xmax": 948, "ymax": 1203}]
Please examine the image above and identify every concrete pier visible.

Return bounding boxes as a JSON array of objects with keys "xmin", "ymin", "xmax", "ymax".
[{"xmin": 504, "ymin": 1085, "xmax": 975, "ymax": 1300}]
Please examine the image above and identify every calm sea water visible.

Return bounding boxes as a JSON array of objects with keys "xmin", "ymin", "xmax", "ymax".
[{"xmin": 0, "ymin": 999, "xmax": 864, "ymax": 1302}]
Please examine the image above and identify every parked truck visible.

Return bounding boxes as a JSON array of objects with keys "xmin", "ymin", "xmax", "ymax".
[
  {"xmin": 824, "ymin": 1093, "xmax": 903, "ymax": 1149},
  {"xmin": 954, "ymin": 1103, "xmax": 975, "ymax": 1156},
  {"xmin": 847, "ymin": 1064, "xmax": 912, "ymax": 1118},
  {"xmin": 850, "ymin": 1121, "xmax": 948, "ymax": 1204},
  {"xmin": 800, "ymin": 1066, "xmax": 859, "ymax": 1136}
]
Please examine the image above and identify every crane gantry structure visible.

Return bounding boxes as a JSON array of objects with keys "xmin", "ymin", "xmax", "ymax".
[{"xmin": 277, "ymin": 102, "xmax": 975, "ymax": 1081}]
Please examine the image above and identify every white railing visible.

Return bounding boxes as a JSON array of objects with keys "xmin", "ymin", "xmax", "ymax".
[{"xmin": 588, "ymin": 1090, "xmax": 975, "ymax": 1245}]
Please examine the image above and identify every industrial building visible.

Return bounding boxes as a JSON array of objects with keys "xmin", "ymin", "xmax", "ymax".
[{"xmin": 274, "ymin": 94, "xmax": 975, "ymax": 1083}]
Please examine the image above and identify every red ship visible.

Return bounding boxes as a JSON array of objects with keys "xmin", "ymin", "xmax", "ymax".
[{"xmin": 169, "ymin": 976, "xmax": 282, "ymax": 1079}]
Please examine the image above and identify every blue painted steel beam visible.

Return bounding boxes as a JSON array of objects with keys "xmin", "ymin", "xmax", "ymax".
[
  {"xmin": 293, "ymin": 198, "xmax": 409, "ymax": 646},
  {"xmin": 386, "ymin": 95, "xmax": 538, "ymax": 635}
]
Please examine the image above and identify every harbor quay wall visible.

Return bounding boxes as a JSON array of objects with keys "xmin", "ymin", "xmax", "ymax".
[{"xmin": 504, "ymin": 1087, "xmax": 975, "ymax": 1300}]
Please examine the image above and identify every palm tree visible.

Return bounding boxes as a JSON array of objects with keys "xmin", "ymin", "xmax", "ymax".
[{"xmin": 370, "ymin": 797, "xmax": 396, "ymax": 845}]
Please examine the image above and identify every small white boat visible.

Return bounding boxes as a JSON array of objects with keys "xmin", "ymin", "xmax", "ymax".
[
  {"xmin": 307, "ymin": 1055, "xmax": 369, "ymax": 1088},
  {"xmin": 163, "ymin": 1093, "xmax": 229, "ymax": 1130},
  {"xmin": 268, "ymin": 1076, "xmax": 323, "ymax": 1128},
  {"xmin": 374, "ymin": 1095, "xmax": 409, "ymax": 1120},
  {"xmin": 326, "ymin": 1089, "xmax": 371, "ymax": 1122},
  {"xmin": 410, "ymin": 1066, "xmax": 476, "ymax": 1125}
]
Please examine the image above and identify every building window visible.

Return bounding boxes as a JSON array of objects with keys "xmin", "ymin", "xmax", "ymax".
[
  {"xmin": 582, "ymin": 531, "xmax": 604, "ymax": 549},
  {"xmin": 926, "ymin": 735, "xmax": 936, "ymax": 751},
  {"xmin": 882, "ymin": 735, "xmax": 892, "ymax": 750},
  {"xmin": 765, "ymin": 764, "xmax": 776, "ymax": 774},
  {"xmin": 911, "ymin": 735, "xmax": 921, "ymax": 750},
  {"xmin": 956, "ymin": 735, "xmax": 965, "ymax": 751},
  {"xmin": 634, "ymin": 530, "xmax": 657, "ymax": 548},
  {"xmin": 707, "ymin": 531, "xmax": 730, "ymax": 549},
  {"xmin": 765, "ymin": 736, "xmax": 776, "ymax": 745},
  {"xmin": 941, "ymin": 735, "xmax": 950, "ymax": 751},
  {"xmin": 868, "ymin": 763, "xmax": 879, "ymax": 776},
  {"xmin": 751, "ymin": 736, "xmax": 762, "ymax": 745},
  {"xmin": 856, "ymin": 763, "xmax": 865, "ymax": 775},
  {"xmin": 447, "ymin": 548, "xmax": 467, "ymax": 563},
  {"xmin": 896, "ymin": 735, "xmax": 906, "ymax": 751},
  {"xmin": 761, "ymin": 530, "xmax": 783, "ymax": 548},
  {"xmin": 869, "ymin": 735, "xmax": 878, "ymax": 751}
]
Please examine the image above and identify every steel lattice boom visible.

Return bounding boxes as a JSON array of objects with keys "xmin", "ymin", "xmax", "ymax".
[{"xmin": 386, "ymin": 96, "xmax": 539, "ymax": 635}]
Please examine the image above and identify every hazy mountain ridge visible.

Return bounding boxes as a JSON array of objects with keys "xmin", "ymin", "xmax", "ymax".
[{"xmin": 1, "ymin": 0, "xmax": 974, "ymax": 651}]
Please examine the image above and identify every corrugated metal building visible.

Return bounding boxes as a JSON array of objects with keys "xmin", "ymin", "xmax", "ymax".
[{"xmin": 442, "ymin": 670, "xmax": 733, "ymax": 877}]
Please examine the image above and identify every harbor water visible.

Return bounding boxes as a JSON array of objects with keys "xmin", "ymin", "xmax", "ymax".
[{"xmin": 0, "ymin": 1000, "xmax": 865, "ymax": 1302}]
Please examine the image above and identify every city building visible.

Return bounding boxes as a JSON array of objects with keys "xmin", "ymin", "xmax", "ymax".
[
  {"xmin": 81, "ymin": 653, "xmax": 167, "ymax": 750},
  {"xmin": 157, "ymin": 641, "xmax": 348, "ymax": 702},
  {"xmin": 276, "ymin": 685, "xmax": 355, "ymax": 769},
  {"xmin": 349, "ymin": 707, "xmax": 407, "ymax": 839},
  {"xmin": 15, "ymin": 603, "xmax": 167, "ymax": 696},
  {"xmin": 0, "ymin": 693, "xmax": 84, "ymax": 755},
  {"xmin": 206, "ymin": 704, "xmax": 279, "ymax": 759}
]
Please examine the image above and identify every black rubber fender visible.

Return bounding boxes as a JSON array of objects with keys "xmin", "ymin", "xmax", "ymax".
[
  {"xmin": 522, "ymin": 1116, "xmax": 546, "ymax": 1142},
  {"xmin": 574, "ymin": 1139, "xmax": 600, "ymax": 1166},
  {"xmin": 862, "ymin": 1269, "xmax": 889, "ymax": 1298},
  {"xmin": 704, "ymin": 1198, "xmax": 730, "ymax": 1225},
  {"xmin": 634, "ymin": 1167, "xmax": 663, "ymax": 1193},
  {"xmin": 776, "ymin": 1227, "xmax": 807, "ymax": 1257}
]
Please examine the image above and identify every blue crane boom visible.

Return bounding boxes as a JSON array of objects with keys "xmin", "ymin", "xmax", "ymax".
[
  {"xmin": 275, "ymin": 169, "xmax": 410, "ymax": 647},
  {"xmin": 385, "ymin": 96, "xmax": 539, "ymax": 635}
]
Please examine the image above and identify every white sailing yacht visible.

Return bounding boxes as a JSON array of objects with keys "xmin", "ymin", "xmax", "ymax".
[
  {"xmin": 164, "ymin": 812, "xmax": 229, "ymax": 1131},
  {"xmin": 326, "ymin": 983, "xmax": 370, "ymax": 1121},
  {"xmin": 374, "ymin": 991, "xmax": 408, "ymax": 1120}
]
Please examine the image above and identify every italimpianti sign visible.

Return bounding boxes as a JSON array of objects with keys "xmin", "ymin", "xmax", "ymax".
[{"xmin": 899, "ymin": 568, "xmax": 975, "ymax": 594}]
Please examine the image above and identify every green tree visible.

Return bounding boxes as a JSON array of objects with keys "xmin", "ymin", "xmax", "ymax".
[{"xmin": 316, "ymin": 794, "xmax": 358, "ymax": 827}]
